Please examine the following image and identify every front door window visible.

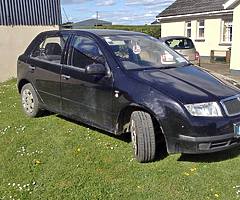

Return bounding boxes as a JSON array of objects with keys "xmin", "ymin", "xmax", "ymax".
[{"xmin": 70, "ymin": 36, "xmax": 105, "ymax": 68}]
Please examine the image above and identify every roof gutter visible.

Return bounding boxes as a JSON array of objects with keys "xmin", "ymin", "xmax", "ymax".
[
  {"xmin": 157, "ymin": 10, "xmax": 233, "ymax": 21},
  {"xmin": 223, "ymin": 0, "xmax": 239, "ymax": 9}
]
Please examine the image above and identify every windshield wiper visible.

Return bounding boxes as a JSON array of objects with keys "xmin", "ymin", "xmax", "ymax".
[
  {"xmin": 159, "ymin": 66, "xmax": 178, "ymax": 69},
  {"xmin": 159, "ymin": 62, "xmax": 192, "ymax": 70}
]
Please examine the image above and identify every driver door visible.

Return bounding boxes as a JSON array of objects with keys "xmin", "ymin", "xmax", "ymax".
[{"xmin": 61, "ymin": 34, "xmax": 114, "ymax": 131}]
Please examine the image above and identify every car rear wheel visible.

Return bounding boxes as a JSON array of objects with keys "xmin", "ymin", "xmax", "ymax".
[
  {"xmin": 21, "ymin": 83, "xmax": 43, "ymax": 117},
  {"xmin": 130, "ymin": 111, "xmax": 156, "ymax": 163}
]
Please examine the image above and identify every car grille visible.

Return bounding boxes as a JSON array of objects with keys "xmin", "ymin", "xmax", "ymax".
[{"xmin": 221, "ymin": 95, "xmax": 240, "ymax": 116}]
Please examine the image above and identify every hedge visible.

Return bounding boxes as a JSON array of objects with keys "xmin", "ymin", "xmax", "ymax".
[
  {"xmin": 99, "ymin": 25, "xmax": 161, "ymax": 38},
  {"xmin": 70, "ymin": 25, "xmax": 161, "ymax": 38}
]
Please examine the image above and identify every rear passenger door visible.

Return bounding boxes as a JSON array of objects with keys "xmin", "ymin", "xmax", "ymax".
[
  {"xmin": 28, "ymin": 33, "xmax": 69, "ymax": 112},
  {"xmin": 61, "ymin": 34, "xmax": 114, "ymax": 131}
]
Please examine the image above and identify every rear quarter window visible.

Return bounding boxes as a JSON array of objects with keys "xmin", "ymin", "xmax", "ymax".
[{"xmin": 165, "ymin": 38, "xmax": 195, "ymax": 50}]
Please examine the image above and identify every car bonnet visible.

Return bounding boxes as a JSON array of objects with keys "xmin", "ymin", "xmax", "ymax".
[{"xmin": 127, "ymin": 65, "xmax": 240, "ymax": 105}]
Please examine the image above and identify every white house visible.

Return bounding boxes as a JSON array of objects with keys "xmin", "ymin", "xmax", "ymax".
[
  {"xmin": 224, "ymin": 0, "xmax": 240, "ymax": 74},
  {"xmin": 156, "ymin": 0, "xmax": 234, "ymax": 64}
]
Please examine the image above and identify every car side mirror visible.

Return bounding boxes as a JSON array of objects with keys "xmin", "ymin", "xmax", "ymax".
[{"xmin": 85, "ymin": 63, "xmax": 107, "ymax": 76}]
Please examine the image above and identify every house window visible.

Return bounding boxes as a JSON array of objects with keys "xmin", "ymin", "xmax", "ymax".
[
  {"xmin": 197, "ymin": 20, "xmax": 205, "ymax": 39},
  {"xmin": 185, "ymin": 21, "xmax": 191, "ymax": 38},
  {"xmin": 222, "ymin": 20, "xmax": 232, "ymax": 43}
]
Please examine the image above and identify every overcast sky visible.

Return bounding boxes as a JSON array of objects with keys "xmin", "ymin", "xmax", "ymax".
[{"xmin": 61, "ymin": 0, "xmax": 175, "ymax": 25}]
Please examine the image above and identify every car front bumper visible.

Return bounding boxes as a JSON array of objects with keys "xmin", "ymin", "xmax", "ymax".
[{"xmin": 168, "ymin": 133, "xmax": 240, "ymax": 154}]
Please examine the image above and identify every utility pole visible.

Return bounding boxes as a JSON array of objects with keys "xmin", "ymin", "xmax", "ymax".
[
  {"xmin": 96, "ymin": 11, "xmax": 99, "ymax": 20},
  {"xmin": 96, "ymin": 11, "xmax": 99, "ymax": 27}
]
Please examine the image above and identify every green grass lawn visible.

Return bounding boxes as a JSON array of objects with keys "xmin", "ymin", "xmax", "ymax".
[{"xmin": 0, "ymin": 79, "xmax": 240, "ymax": 200}]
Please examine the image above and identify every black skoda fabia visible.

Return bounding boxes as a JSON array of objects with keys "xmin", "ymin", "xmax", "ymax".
[{"xmin": 17, "ymin": 30, "xmax": 240, "ymax": 162}]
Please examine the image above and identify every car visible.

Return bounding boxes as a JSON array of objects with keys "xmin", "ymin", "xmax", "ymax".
[
  {"xmin": 160, "ymin": 36, "xmax": 200, "ymax": 66},
  {"xmin": 17, "ymin": 30, "xmax": 240, "ymax": 163}
]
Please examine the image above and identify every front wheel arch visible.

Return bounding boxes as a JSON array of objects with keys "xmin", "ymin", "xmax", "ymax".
[{"xmin": 115, "ymin": 104, "xmax": 168, "ymax": 147}]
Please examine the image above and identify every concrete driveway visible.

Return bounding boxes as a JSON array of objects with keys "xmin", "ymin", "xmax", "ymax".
[{"xmin": 201, "ymin": 63, "xmax": 240, "ymax": 82}]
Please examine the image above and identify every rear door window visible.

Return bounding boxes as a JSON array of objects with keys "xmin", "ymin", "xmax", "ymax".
[
  {"xmin": 32, "ymin": 35, "xmax": 68, "ymax": 64},
  {"xmin": 165, "ymin": 38, "xmax": 195, "ymax": 50}
]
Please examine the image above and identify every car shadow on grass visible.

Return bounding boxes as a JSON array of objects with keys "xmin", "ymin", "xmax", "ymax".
[
  {"xmin": 57, "ymin": 115, "xmax": 169, "ymax": 162},
  {"xmin": 178, "ymin": 147, "xmax": 240, "ymax": 163},
  {"xmin": 155, "ymin": 145, "xmax": 169, "ymax": 161},
  {"xmin": 46, "ymin": 115, "xmax": 240, "ymax": 163},
  {"xmin": 57, "ymin": 115, "xmax": 132, "ymax": 143}
]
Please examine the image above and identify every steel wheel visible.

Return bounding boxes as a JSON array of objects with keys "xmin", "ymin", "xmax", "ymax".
[
  {"xmin": 22, "ymin": 89, "xmax": 35, "ymax": 114},
  {"xmin": 20, "ymin": 83, "xmax": 43, "ymax": 117}
]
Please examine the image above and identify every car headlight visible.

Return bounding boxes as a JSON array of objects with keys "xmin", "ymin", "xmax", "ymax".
[{"xmin": 184, "ymin": 102, "xmax": 223, "ymax": 117}]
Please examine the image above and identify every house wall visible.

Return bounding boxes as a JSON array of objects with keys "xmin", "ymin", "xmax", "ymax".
[
  {"xmin": 161, "ymin": 21, "xmax": 185, "ymax": 36},
  {"xmin": 161, "ymin": 17, "xmax": 232, "ymax": 60},
  {"xmin": 230, "ymin": 3, "xmax": 240, "ymax": 72},
  {"xmin": 0, "ymin": 26, "xmax": 59, "ymax": 82}
]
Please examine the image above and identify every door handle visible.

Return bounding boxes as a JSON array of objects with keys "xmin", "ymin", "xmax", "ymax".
[{"xmin": 61, "ymin": 74, "xmax": 71, "ymax": 80}]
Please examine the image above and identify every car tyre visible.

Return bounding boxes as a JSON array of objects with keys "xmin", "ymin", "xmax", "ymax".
[
  {"xmin": 21, "ymin": 83, "xmax": 43, "ymax": 118},
  {"xmin": 130, "ymin": 111, "xmax": 156, "ymax": 163}
]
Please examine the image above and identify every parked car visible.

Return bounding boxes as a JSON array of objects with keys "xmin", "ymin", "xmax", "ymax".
[
  {"xmin": 17, "ymin": 30, "xmax": 240, "ymax": 163},
  {"xmin": 160, "ymin": 36, "xmax": 200, "ymax": 66}
]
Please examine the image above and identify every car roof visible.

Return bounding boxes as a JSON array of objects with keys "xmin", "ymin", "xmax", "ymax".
[
  {"xmin": 160, "ymin": 36, "xmax": 191, "ymax": 41},
  {"xmin": 42, "ymin": 29, "xmax": 146, "ymax": 37},
  {"xmin": 25, "ymin": 29, "xmax": 148, "ymax": 55}
]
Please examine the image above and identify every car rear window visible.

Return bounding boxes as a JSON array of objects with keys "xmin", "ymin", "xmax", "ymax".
[{"xmin": 165, "ymin": 38, "xmax": 195, "ymax": 50}]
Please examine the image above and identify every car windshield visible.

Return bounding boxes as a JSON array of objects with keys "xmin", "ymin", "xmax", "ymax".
[{"xmin": 102, "ymin": 34, "xmax": 188, "ymax": 70}]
